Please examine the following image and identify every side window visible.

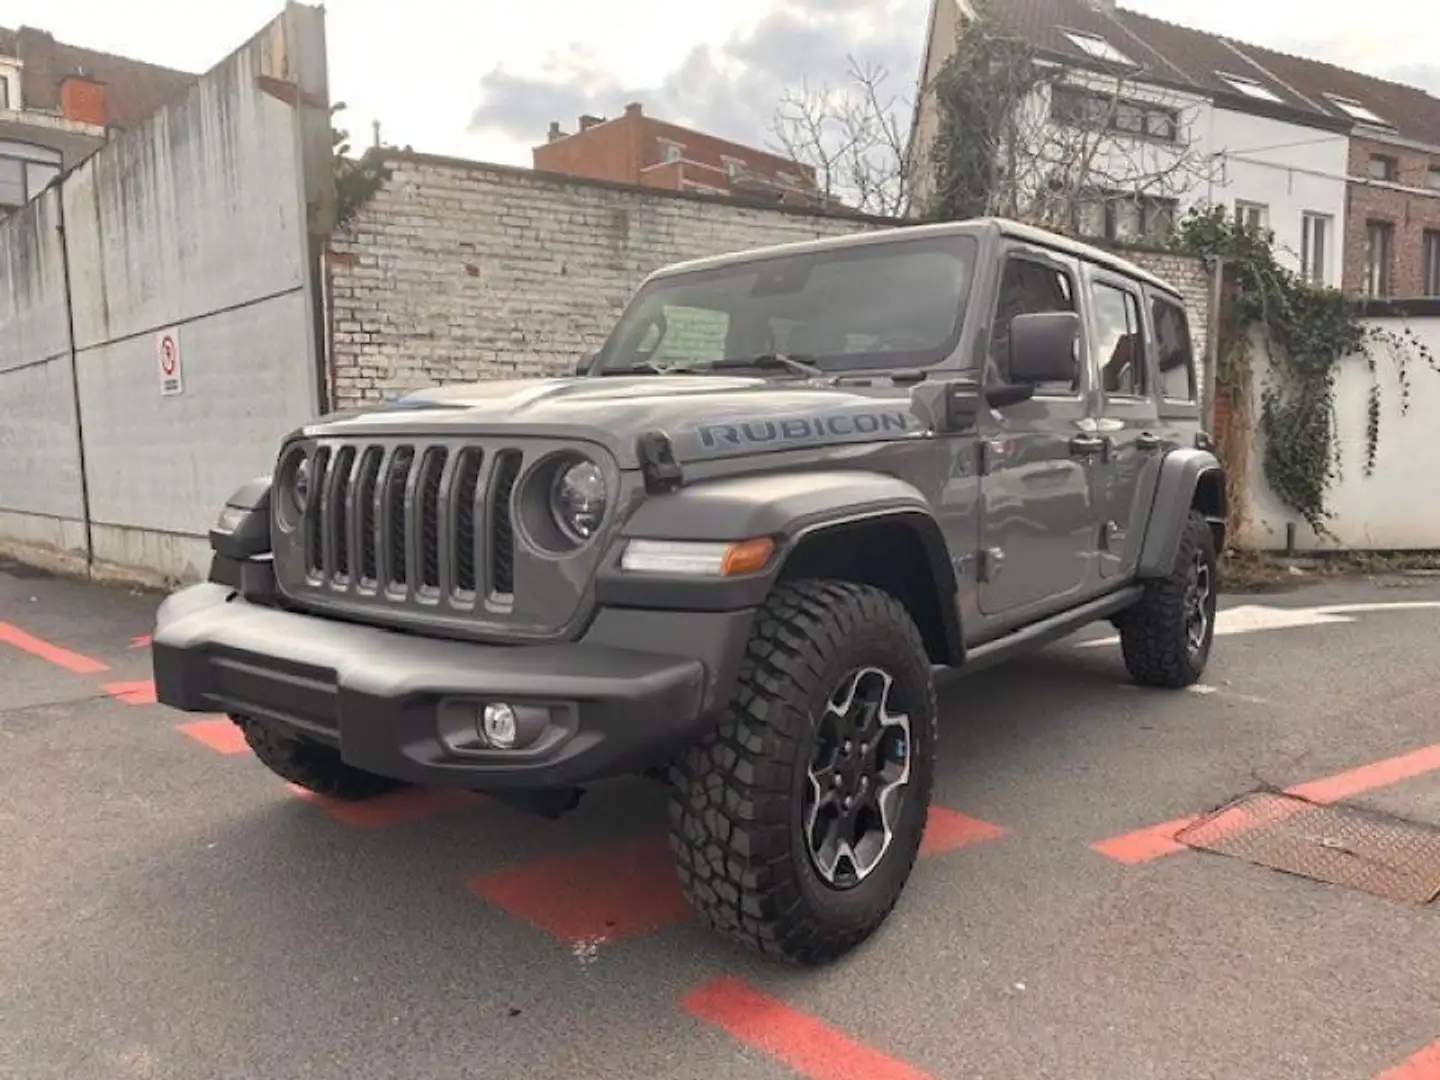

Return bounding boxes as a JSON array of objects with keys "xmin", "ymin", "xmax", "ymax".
[
  {"xmin": 989, "ymin": 255, "xmax": 1081, "ymax": 396},
  {"xmin": 1151, "ymin": 294, "xmax": 1197, "ymax": 402},
  {"xmin": 1090, "ymin": 280, "xmax": 1147, "ymax": 398}
]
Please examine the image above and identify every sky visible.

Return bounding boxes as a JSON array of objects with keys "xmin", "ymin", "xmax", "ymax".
[{"xmin": 14, "ymin": 0, "xmax": 1440, "ymax": 168}]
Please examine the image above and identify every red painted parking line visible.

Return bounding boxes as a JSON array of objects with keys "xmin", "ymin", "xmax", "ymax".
[
  {"xmin": 0, "ymin": 622, "xmax": 109, "ymax": 675},
  {"xmin": 682, "ymin": 977, "xmax": 935, "ymax": 1080},
  {"xmin": 104, "ymin": 680, "xmax": 158, "ymax": 706},
  {"xmin": 178, "ymin": 717, "xmax": 249, "ymax": 755},
  {"xmin": 1092, "ymin": 743, "xmax": 1440, "ymax": 865},
  {"xmin": 1376, "ymin": 1040, "xmax": 1440, "ymax": 1080},
  {"xmin": 920, "ymin": 806, "xmax": 1006, "ymax": 855},
  {"xmin": 469, "ymin": 834, "xmax": 693, "ymax": 944},
  {"xmin": 130, "ymin": 634, "xmax": 152, "ymax": 649},
  {"xmin": 287, "ymin": 783, "xmax": 480, "ymax": 829},
  {"xmin": 470, "ymin": 805, "xmax": 1007, "ymax": 945}
]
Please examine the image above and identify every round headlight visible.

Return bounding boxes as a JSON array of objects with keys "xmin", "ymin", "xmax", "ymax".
[
  {"xmin": 550, "ymin": 460, "xmax": 607, "ymax": 542},
  {"xmin": 293, "ymin": 456, "xmax": 313, "ymax": 513}
]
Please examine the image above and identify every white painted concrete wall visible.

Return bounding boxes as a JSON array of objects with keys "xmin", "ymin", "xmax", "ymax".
[
  {"xmin": 0, "ymin": 2, "xmax": 330, "ymax": 584},
  {"xmin": 1239, "ymin": 314, "xmax": 1440, "ymax": 551},
  {"xmin": 1204, "ymin": 109, "xmax": 1350, "ymax": 285}
]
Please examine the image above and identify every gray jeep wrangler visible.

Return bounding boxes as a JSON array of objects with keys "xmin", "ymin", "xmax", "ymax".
[{"xmin": 152, "ymin": 217, "xmax": 1224, "ymax": 964}]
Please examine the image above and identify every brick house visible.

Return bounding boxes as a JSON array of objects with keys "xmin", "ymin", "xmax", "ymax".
[
  {"xmin": 909, "ymin": 0, "xmax": 1440, "ymax": 297},
  {"xmin": 0, "ymin": 25, "xmax": 195, "ymax": 214},
  {"xmin": 533, "ymin": 102, "xmax": 829, "ymax": 208}
]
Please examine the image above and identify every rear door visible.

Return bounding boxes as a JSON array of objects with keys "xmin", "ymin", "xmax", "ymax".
[
  {"xmin": 1083, "ymin": 266, "xmax": 1163, "ymax": 581},
  {"xmin": 976, "ymin": 244, "xmax": 1101, "ymax": 620}
]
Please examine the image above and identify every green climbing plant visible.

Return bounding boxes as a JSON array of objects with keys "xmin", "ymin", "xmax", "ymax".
[
  {"xmin": 1172, "ymin": 205, "xmax": 1437, "ymax": 536},
  {"xmin": 331, "ymin": 102, "xmax": 392, "ymax": 229}
]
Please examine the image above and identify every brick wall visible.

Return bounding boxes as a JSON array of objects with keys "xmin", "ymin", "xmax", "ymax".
[
  {"xmin": 1344, "ymin": 136, "xmax": 1440, "ymax": 296},
  {"xmin": 325, "ymin": 153, "xmax": 1212, "ymax": 409}
]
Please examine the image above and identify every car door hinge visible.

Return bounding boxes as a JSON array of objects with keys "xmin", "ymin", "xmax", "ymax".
[{"xmin": 978, "ymin": 440, "xmax": 1005, "ymax": 476}]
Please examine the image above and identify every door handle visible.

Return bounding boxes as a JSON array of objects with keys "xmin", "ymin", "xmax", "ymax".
[
  {"xmin": 1136, "ymin": 431, "xmax": 1162, "ymax": 451},
  {"xmin": 1069, "ymin": 434, "xmax": 1105, "ymax": 459}
]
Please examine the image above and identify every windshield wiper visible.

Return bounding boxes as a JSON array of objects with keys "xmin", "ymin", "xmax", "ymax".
[{"xmin": 688, "ymin": 352, "xmax": 826, "ymax": 378}]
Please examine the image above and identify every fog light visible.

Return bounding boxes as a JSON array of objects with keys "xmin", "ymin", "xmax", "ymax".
[{"xmin": 481, "ymin": 703, "xmax": 518, "ymax": 748}]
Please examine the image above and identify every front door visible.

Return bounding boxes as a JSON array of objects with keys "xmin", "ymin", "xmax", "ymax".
[
  {"xmin": 1083, "ymin": 267, "xmax": 1164, "ymax": 580},
  {"xmin": 977, "ymin": 246, "xmax": 1101, "ymax": 619}
]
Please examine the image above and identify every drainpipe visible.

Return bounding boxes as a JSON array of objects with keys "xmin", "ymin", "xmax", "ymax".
[
  {"xmin": 53, "ymin": 189, "xmax": 95, "ymax": 574},
  {"xmin": 1203, "ymin": 254, "xmax": 1224, "ymax": 437}
]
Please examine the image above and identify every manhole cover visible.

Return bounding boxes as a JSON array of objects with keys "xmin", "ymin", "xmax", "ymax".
[{"xmin": 1174, "ymin": 792, "xmax": 1440, "ymax": 904}]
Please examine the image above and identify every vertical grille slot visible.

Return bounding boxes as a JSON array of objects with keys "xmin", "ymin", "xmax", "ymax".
[
  {"xmin": 417, "ymin": 447, "xmax": 448, "ymax": 592},
  {"xmin": 329, "ymin": 445, "xmax": 357, "ymax": 582},
  {"xmin": 452, "ymin": 449, "xmax": 484, "ymax": 596},
  {"xmin": 355, "ymin": 447, "xmax": 383, "ymax": 586},
  {"xmin": 382, "ymin": 446, "xmax": 415, "ymax": 590},
  {"xmin": 489, "ymin": 450, "xmax": 522, "ymax": 599},
  {"xmin": 305, "ymin": 446, "xmax": 331, "ymax": 577}
]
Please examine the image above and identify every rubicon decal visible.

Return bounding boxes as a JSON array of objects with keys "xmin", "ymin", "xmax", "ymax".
[{"xmin": 690, "ymin": 408, "xmax": 921, "ymax": 454}]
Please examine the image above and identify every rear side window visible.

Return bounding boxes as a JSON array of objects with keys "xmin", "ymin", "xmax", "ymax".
[
  {"xmin": 1090, "ymin": 281, "xmax": 1147, "ymax": 398},
  {"xmin": 1151, "ymin": 294, "xmax": 1197, "ymax": 402}
]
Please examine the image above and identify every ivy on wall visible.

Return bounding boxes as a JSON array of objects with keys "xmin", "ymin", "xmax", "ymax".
[
  {"xmin": 331, "ymin": 103, "xmax": 392, "ymax": 230},
  {"xmin": 1172, "ymin": 206, "xmax": 1438, "ymax": 537}
]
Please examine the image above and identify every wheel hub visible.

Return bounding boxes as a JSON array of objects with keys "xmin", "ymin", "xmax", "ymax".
[{"xmin": 803, "ymin": 666, "xmax": 912, "ymax": 890}]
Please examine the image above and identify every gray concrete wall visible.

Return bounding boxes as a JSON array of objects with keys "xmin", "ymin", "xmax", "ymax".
[
  {"xmin": 0, "ymin": 2, "xmax": 332, "ymax": 584},
  {"xmin": 325, "ymin": 155, "xmax": 1213, "ymax": 409}
]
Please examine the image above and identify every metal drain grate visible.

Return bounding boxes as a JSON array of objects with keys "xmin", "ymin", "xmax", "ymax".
[{"xmin": 1174, "ymin": 792, "xmax": 1440, "ymax": 904}]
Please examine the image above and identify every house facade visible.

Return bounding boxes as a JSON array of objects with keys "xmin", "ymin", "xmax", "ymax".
[
  {"xmin": 908, "ymin": 0, "xmax": 1440, "ymax": 296},
  {"xmin": 534, "ymin": 102, "xmax": 828, "ymax": 208},
  {"xmin": 0, "ymin": 25, "xmax": 195, "ymax": 215}
]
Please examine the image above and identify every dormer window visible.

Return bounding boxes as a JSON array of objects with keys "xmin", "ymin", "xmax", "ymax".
[
  {"xmin": 1062, "ymin": 30, "xmax": 1134, "ymax": 66},
  {"xmin": 1217, "ymin": 72, "xmax": 1283, "ymax": 103},
  {"xmin": 1324, "ymin": 94, "xmax": 1390, "ymax": 127},
  {"xmin": 0, "ymin": 60, "xmax": 22, "ymax": 112}
]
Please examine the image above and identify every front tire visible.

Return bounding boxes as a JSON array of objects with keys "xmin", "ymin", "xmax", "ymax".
[
  {"xmin": 1116, "ymin": 509, "xmax": 1218, "ymax": 688},
  {"xmin": 234, "ymin": 714, "xmax": 404, "ymax": 800},
  {"xmin": 668, "ymin": 580, "xmax": 937, "ymax": 965}
]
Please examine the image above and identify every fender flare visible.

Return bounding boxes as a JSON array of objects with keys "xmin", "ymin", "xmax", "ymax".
[
  {"xmin": 598, "ymin": 469, "xmax": 962, "ymax": 656},
  {"xmin": 1136, "ymin": 448, "xmax": 1227, "ymax": 578}
]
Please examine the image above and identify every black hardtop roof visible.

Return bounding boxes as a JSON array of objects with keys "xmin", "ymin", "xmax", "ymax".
[{"xmin": 647, "ymin": 216, "xmax": 1188, "ymax": 301}]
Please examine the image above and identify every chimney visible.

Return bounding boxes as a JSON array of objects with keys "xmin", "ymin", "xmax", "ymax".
[
  {"xmin": 60, "ymin": 71, "xmax": 107, "ymax": 127},
  {"xmin": 578, "ymin": 113, "xmax": 604, "ymax": 131},
  {"xmin": 547, "ymin": 120, "xmax": 564, "ymax": 142},
  {"xmin": 624, "ymin": 102, "xmax": 643, "ymax": 119}
]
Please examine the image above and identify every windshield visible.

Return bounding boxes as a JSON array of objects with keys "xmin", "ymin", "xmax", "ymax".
[{"xmin": 594, "ymin": 232, "xmax": 979, "ymax": 376}]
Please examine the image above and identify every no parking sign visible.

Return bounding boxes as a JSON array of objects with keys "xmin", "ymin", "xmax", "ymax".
[{"xmin": 156, "ymin": 327, "xmax": 184, "ymax": 397}]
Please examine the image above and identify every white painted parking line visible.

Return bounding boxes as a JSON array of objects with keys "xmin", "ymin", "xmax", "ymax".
[{"xmin": 1078, "ymin": 600, "xmax": 1440, "ymax": 649}]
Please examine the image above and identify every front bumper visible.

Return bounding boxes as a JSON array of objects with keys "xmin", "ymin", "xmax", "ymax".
[{"xmin": 151, "ymin": 583, "xmax": 755, "ymax": 790}]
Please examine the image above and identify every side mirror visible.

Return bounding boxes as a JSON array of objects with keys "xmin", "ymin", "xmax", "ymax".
[
  {"xmin": 572, "ymin": 351, "xmax": 597, "ymax": 377},
  {"xmin": 1009, "ymin": 311, "xmax": 1080, "ymax": 386}
]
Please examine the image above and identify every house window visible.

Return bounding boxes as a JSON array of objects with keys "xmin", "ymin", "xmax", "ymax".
[
  {"xmin": 1061, "ymin": 30, "xmax": 1134, "ymax": 66},
  {"xmin": 0, "ymin": 79, "xmax": 8, "ymax": 111},
  {"xmin": 0, "ymin": 143, "xmax": 63, "ymax": 209},
  {"xmin": 1076, "ymin": 191, "xmax": 1175, "ymax": 245},
  {"xmin": 1301, "ymin": 212, "xmax": 1330, "ymax": 286},
  {"xmin": 1151, "ymin": 294, "xmax": 1197, "ymax": 402},
  {"xmin": 721, "ymin": 156, "xmax": 745, "ymax": 180},
  {"xmin": 1428, "ymin": 166, "xmax": 1440, "ymax": 191},
  {"xmin": 1365, "ymin": 220, "xmax": 1393, "ymax": 296},
  {"xmin": 1050, "ymin": 85, "xmax": 1180, "ymax": 143},
  {"xmin": 1368, "ymin": 155, "xmax": 1397, "ymax": 181},
  {"xmin": 1423, "ymin": 231, "xmax": 1440, "ymax": 297},
  {"xmin": 1325, "ymin": 94, "xmax": 1390, "ymax": 127},
  {"xmin": 1235, "ymin": 200, "xmax": 1268, "ymax": 232},
  {"xmin": 1217, "ymin": 72, "xmax": 1283, "ymax": 103},
  {"xmin": 658, "ymin": 139, "xmax": 682, "ymax": 164}
]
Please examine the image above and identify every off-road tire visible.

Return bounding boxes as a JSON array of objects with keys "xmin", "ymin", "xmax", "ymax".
[
  {"xmin": 1116, "ymin": 509, "xmax": 1218, "ymax": 688},
  {"xmin": 234, "ymin": 714, "xmax": 403, "ymax": 800},
  {"xmin": 668, "ymin": 579, "xmax": 937, "ymax": 965}
]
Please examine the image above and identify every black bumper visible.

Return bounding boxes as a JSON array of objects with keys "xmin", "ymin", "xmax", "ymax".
[{"xmin": 151, "ymin": 583, "xmax": 755, "ymax": 790}]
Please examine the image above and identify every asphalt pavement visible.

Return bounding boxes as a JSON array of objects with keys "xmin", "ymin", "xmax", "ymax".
[{"xmin": 1, "ymin": 557, "xmax": 1437, "ymax": 1080}]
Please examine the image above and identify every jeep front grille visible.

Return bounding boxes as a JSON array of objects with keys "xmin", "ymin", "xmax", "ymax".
[{"xmin": 295, "ymin": 439, "xmax": 524, "ymax": 610}]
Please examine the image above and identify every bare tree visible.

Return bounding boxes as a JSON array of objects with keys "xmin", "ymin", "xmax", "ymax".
[
  {"xmin": 921, "ymin": 5, "xmax": 1220, "ymax": 242},
  {"xmin": 768, "ymin": 56, "xmax": 911, "ymax": 218}
]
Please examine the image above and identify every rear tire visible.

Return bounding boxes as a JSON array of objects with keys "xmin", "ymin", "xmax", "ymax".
[
  {"xmin": 668, "ymin": 579, "xmax": 937, "ymax": 965},
  {"xmin": 1116, "ymin": 509, "xmax": 1218, "ymax": 688},
  {"xmin": 234, "ymin": 715, "xmax": 404, "ymax": 800}
]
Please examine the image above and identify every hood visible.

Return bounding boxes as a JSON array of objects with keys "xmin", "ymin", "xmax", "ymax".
[{"xmin": 304, "ymin": 375, "xmax": 930, "ymax": 468}]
